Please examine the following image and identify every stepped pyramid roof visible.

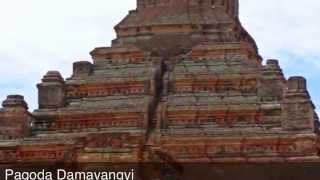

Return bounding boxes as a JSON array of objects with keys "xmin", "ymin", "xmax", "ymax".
[{"xmin": 0, "ymin": 0, "xmax": 319, "ymax": 166}]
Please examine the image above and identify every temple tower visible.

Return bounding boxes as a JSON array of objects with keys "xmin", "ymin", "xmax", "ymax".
[
  {"xmin": 137, "ymin": 0, "xmax": 239, "ymax": 19},
  {"xmin": 115, "ymin": 0, "xmax": 248, "ymax": 56},
  {"xmin": 0, "ymin": 95, "xmax": 31, "ymax": 139},
  {"xmin": 0, "ymin": 0, "xmax": 318, "ymax": 165}
]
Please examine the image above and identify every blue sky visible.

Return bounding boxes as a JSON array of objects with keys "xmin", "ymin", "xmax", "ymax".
[{"xmin": 0, "ymin": 0, "xmax": 319, "ymax": 114}]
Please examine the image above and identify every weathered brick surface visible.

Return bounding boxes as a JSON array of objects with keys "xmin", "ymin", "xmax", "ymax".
[
  {"xmin": 0, "ymin": 0, "xmax": 318, "ymax": 165},
  {"xmin": 0, "ymin": 95, "xmax": 32, "ymax": 139}
]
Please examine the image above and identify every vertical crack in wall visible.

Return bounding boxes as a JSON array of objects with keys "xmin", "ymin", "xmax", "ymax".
[{"xmin": 145, "ymin": 57, "xmax": 166, "ymax": 144}]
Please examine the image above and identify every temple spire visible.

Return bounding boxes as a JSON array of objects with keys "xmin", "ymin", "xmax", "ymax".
[
  {"xmin": 136, "ymin": 0, "xmax": 239, "ymax": 19},
  {"xmin": 114, "ymin": 0, "xmax": 243, "ymax": 55}
]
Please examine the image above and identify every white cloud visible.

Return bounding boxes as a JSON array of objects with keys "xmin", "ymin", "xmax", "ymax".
[
  {"xmin": 0, "ymin": 0, "xmax": 136, "ymax": 109},
  {"xmin": 240, "ymin": 0, "xmax": 320, "ymax": 114},
  {"xmin": 240, "ymin": 0, "xmax": 320, "ymax": 59}
]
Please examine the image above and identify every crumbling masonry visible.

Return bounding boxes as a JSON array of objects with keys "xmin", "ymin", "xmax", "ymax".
[{"xmin": 0, "ymin": 0, "xmax": 319, "ymax": 164}]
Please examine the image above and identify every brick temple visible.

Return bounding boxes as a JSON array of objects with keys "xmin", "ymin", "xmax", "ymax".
[{"xmin": 0, "ymin": 0, "xmax": 319, "ymax": 165}]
